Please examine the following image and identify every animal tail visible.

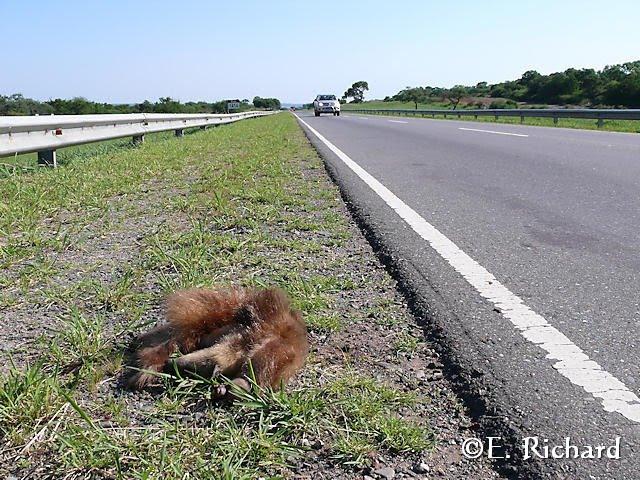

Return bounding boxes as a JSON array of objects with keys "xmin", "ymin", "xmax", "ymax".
[
  {"xmin": 166, "ymin": 287, "xmax": 247, "ymax": 351},
  {"xmin": 245, "ymin": 287, "xmax": 292, "ymax": 322}
]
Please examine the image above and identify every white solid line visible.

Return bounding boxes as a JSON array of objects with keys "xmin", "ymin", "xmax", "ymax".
[
  {"xmin": 295, "ymin": 114, "xmax": 640, "ymax": 423},
  {"xmin": 459, "ymin": 127, "xmax": 529, "ymax": 137},
  {"xmin": 388, "ymin": 120, "xmax": 408, "ymax": 124}
]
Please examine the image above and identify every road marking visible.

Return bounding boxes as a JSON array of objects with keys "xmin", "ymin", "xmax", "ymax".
[
  {"xmin": 388, "ymin": 120, "xmax": 408, "ymax": 124},
  {"xmin": 296, "ymin": 114, "xmax": 640, "ymax": 423},
  {"xmin": 459, "ymin": 127, "xmax": 528, "ymax": 137},
  {"xmin": 357, "ymin": 117, "xmax": 369, "ymax": 120}
]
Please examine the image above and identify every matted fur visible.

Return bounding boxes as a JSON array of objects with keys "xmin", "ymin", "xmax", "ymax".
[{"xmin": 128, "ymin": 287, "xmax": 309, "ymax": 393}]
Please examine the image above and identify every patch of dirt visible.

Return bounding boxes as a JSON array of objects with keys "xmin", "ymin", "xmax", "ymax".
[{"xmin": 0, "ymin": 183, "xmax": 190, "ymax": 369}]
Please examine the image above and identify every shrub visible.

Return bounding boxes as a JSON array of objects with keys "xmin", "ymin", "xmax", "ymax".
[{"xmin": 489, "ymin": 100, "xmax": 517, "ymax": 109}]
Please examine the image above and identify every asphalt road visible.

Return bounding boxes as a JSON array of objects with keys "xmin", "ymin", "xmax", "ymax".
[{"xmin": 296, "ymin": 111, "xmax": 640, "ymax": 479}]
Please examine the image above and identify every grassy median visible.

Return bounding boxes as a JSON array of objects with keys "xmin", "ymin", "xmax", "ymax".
[
  {"xmin": 0, "ymin": 114, "xmax": 470, "ymax": 479},
  {"xmin": 342, "ymin": 101, "xmax": 640, "ymax": 133}
]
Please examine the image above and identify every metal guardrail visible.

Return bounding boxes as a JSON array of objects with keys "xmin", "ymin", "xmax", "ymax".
[
  {"xmin": 0, "ymin": 111, "xmax": 275, "ymax": 166},
  {"xmin": 344, "ymin": 108, "xmax": 640, "ymax": 127}
]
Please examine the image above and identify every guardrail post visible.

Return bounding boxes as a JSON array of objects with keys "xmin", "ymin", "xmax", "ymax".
[
  {"xmin": 474, "ymin": 114, "xmax": 478, "ymax": 120},
  {"xmin": 432, "ymin": 113, "xmax": 435, "ymax": 118},
  {"xmin": 597, "ymin": 116, "xmax": 604, "ymax": 128},
  {"xmin": 494, "ymin": 114, "xmax": 498, "ymax": 121},
  {"xmin": 444, "ymin": 113, "xmax": 447, "ymax": 119},
  {"xmin": 200, "ymin": 126, "xmax": 207, "ymax": 130},
  {"xmin": 553, "ymin": 116, "xmax": 558, "ymax": 126},
  {"xmin": 132, "ymin": 134, "xmax": 144, "ymax": 145},
  {"xmin": 175, "ymin": 129, "xmax": 184, "ymax": 137},
  {"xmin": 457, "ymin": 113, "xmax": 461, "ymax": 119},
  {"xmin": 520, "ymin": 115, "xmax": 524, "ymax": 124},
  {"xmin": 37, "ymin": 150, "xmax": 57, "ymax": 168}
]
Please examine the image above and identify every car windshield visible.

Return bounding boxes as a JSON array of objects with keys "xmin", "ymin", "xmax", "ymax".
[{"xmin": 318, "ymin": 95, "xmax": 336, "ymax": 100}]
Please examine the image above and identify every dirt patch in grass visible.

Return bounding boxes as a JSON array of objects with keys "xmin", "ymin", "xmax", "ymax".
[{"xmin": 0, "ymin": 114, "xmax": 500, "ymax": 479}]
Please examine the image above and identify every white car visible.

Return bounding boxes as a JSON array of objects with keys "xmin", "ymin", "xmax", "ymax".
[{"xmin": 314, "ymin": 94, "xmax": 341, "ymax": 116}]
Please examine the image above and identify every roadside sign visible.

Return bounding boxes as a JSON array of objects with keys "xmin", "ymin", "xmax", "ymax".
[{"xmin": 227, "ymin": 101, "xmax": 240, "ymax": 110}]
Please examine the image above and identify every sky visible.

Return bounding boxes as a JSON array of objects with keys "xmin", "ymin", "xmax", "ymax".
[{"xmin": 2, "ymin": 0, "xmax": 639, "ymax": 105}]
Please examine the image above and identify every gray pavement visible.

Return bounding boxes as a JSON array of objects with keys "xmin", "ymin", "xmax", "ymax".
[{"xmin": 296, "ymin": 111, "xmax": 640, "ymax": 479}]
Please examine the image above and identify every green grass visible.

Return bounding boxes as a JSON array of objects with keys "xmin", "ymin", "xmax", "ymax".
[
  {"xmin": 342, "ymin": 100, "xmax": 448, "ymax": 111},
  {"xmin": 0, "ymin": 132, "xmax": 192, "ymax": 283},
  {"xmin": 0, "ymin": 114, "xmax": 433, "ymax": 478},
  {"xmin": 342, "ymin": 100, "xmax": 640, "ymax": 133},
  {"xmin": 393, "ymin": 332, "xmax": 420, "ymax": 356},
  {"xmin": 0, "ymin": 362, "xmax": 65, "ymax": 446},
  {"xmin": 0, "ymin": 367, "xmax": 431, "ymax": 479},
  {"xmin": 0, "ymin": 136, "xmax": 146, "ymax": 177},
  {"xmin": 325, "ymin": 375, "xmax": 432, "ymax": 463}
]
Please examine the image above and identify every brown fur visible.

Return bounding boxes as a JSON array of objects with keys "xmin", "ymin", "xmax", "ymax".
[{"xmin": 128, "ymin": 287, "xmax": 309, "ymax": 394}]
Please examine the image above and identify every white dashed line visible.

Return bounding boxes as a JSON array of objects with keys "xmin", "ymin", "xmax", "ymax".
[
  {"xmin": 357, "ymin": 117, "xmax": 369, "ymax": 120},
  {"xmin": 459, "ymin": 127, "xmax": 529, "ymax": 137},
  {"xmin": 296, "ymin": 114, "xmax": 640, "ymax": 423},
  {"xmin": 388, "ymin": 120, "xmax": 408, "ymax": 124}
]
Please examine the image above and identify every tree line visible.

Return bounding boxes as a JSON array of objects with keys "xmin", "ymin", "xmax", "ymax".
[
  {"xmin": 387, "ymin": 60, "xmax": 640, "ymax": 109},
  {"xmin": 251, "ymin": 96, "xmax": 281, "ymax": 109},
  {"xmin": 0, "ymin": 95, "xmax": 281, "ymax": 116}
]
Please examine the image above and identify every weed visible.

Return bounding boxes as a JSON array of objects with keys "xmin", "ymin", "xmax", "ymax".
[{"xmin": 393, "ymin": 332, "xmax": 420, "ymax": 356}]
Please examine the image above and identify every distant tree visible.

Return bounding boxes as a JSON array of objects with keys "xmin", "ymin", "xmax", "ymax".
[
  {"xmin": 1, "ymin": 93, "xmax": 53, "ymax": 115},
  {"xmin": 153, "ymin": 96, "xmax": 183, "ymax": 113},
  {"xmin": 134, "ymin": 100, "xmax": 153, "ymax": 113},
  {"xmin": 343, "ymin": 81, "xmax": 369, "ymax": 103},
  {"xmin": 470, "ymin": 81, "xmax": 490, "ymax": 96},
  {"xmin": 488, "ymin": 80, "xmax": 523, "ymax": 100},
  {"xmin": 395, "ymin": 86, "xmax": 428, "ymax": 109},
  {"xmin": 253, "ymin": 96, "xmax": 281, "ymax": 109},
  {"xmin": 519, "ymin": 70, "xmax": 542, "ymax": 87},
  {"xmin": 603, "ymin": 71, "xmax": 640, "ymax": 107},
  {"xmin": 429, "ymin": 86, "xmax": 446, "ymax": 100},
  {"xmin": 536, "ymin": 72, "xmax": 579, "ymax": 104},
  {"xmin": 601, "ymin": 63, "xmax": 628, "ymax": 83},
  {"xmin": 444, "ymin": 85, "xmax": 467, "ymax": 110},
  {"xmin": 574, "ymin": 69, "xmax": 602, "ymax": 105}
]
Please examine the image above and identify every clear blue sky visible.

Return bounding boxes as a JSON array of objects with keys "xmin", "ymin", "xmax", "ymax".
[{"xmin": 2, "ymin": 0, "xmax": 639, "ymax": 104}]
